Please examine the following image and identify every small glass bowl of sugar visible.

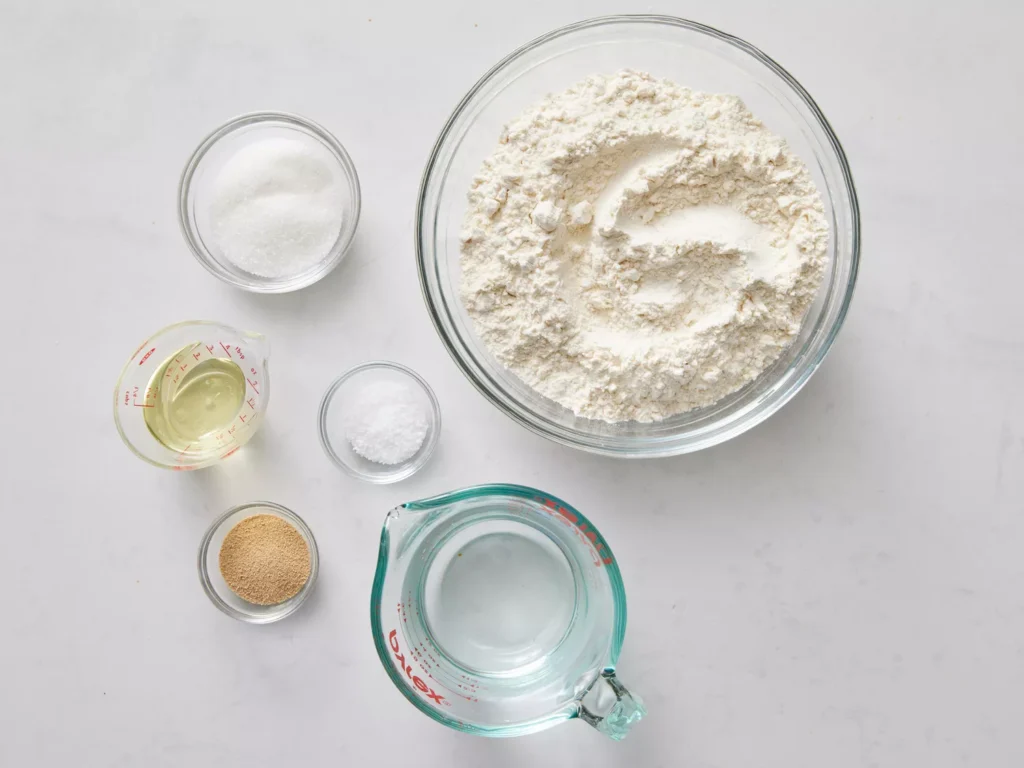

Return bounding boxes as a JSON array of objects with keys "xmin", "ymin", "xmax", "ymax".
[
  {"xmin": 318, "ymin": 362, "xmax": 441, "ymax": 484},
  {"xmin": 178, "ymin": 111, "xmax": 361, "ymax": 293}
]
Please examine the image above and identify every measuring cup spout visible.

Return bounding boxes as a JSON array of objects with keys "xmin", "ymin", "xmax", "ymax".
[
  {"xmin": 578, "ymin": 671, "xmax": 646, "ymax": 740},
  {"xmin": 377, "ymin": 504, "xmax": 436, "ymax": 564},
  {"xmin": 244, "ymin": 331, "xmax": 270, "ymax": 359},
  {"xmin": 378, "ymin": 490, "xmax": 468, "ymax": 560}
]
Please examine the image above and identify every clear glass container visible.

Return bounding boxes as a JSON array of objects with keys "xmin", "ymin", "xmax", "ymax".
[
  {"xmin": 416, "ymin": 15, "xmax": 860, "ymax": 457},
  {"xmin": 198, "ymin": 501, "xmax": 319, "ymax": 624},
  {"xmin": 371, "ymin": 484, "xmax": 644, "ymax": 739},
  {"xmin": 179, "ymin": 111, "xmax": 361, "ymax": 293},
  {"xmin": 318, "ymin": 362, "xmax": 441, "ymax": 484},
  {"xmin": 112, "ymin": 320, "xmax": 269, "ymax": 470}
]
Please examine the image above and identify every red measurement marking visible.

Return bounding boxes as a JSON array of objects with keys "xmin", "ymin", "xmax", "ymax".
[
  {"xmin": 238, "ymin": 414, "xmax": 246, "ymax": 423},
  {"xmin": 246, "ymin": 378, "xmax": 260, "ymax": 395},
  {"xmin": 219, "ymin": 343, "xmax": 232, "ymax": 358},
  {"xmin": 234, "ymin": 347, "xmax": 244, "ymax": 360},
  {"xmin": 247, "ymin": 398, "xmax": 255, "ymax": 410},
  {"xmin": 206, "ymin": 344, "xmax": 214, "ymax": 354},
  {"xmin": 192, "ymin": 351, "xmax": 201, "ymax": 361},
  {"xmin": 537, "ymin": 496, "xmax": 610, "ymax": 567},
  {"xmin": 388, "ymin": 630, "xmax": 447, "ymax": 706},
  {"xmin": 175, "ymin": 444, "xmax": 193, "ymax": 460},
  {"xmin": 138, "ymin": 347, "xmax": 156, "ymax": 366},
  {"xmin": 129, "ymin": 387, "xmax": 155, "ymax": 408},
  {"xmin": 221, "ymin": 447, "xmax": 239, "ymax": 460}
]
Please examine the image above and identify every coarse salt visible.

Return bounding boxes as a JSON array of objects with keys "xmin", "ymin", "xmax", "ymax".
[{"xmin": 343, "ymin": 381, "xmax": 429, "ymax": 465}]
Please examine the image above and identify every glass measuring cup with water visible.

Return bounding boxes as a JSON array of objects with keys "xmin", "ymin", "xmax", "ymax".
[
  {"xmin": 113, "ymin": 321, "xmax": 269, "ymax": 470},
  {"xmin": 371, "ymin": 484, "xmax": 645, "ymax": 739}
]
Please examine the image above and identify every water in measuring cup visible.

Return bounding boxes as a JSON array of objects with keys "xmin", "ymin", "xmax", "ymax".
[
  {"xmin": 423, "ymin": 519, "xmax": 577, "ymax": 675},
  {"xmin": 143, "ymin": 344, "xmax": 246, "ymax": 452}
]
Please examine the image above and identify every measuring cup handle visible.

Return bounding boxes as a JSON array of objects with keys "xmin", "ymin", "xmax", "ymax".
[{"xmin": 578, "ymin": 671, "xmax": 646, "ymax": 740}]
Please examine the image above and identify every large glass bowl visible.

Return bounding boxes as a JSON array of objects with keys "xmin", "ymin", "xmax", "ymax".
[{"xmin": 416, "ymin": 15, "xmax": 860, "ymax": 457}]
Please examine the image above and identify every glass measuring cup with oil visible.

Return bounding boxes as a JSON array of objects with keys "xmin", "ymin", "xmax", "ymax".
[
  {"xmin": 371, "ymin": 484, "xmax": 645, "ymax": 739},
  {"xmin": 113, "ymin": 321, "xmax": 269, "ymax": 470}
]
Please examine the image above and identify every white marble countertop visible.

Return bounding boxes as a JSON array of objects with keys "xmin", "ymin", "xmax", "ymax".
[{"xmin": 2, "ymin": 2, "xmax": 1022, "ymax": 766}]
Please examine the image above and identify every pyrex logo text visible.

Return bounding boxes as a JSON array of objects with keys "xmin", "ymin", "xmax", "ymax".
[{"xmin": 389, "ymin": 629, "xmax": 446, "ymax": 706}]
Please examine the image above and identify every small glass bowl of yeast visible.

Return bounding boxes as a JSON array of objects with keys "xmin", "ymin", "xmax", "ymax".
[{"xmin": 198, "ymin": 501, "xmax": 319, "ymax": 624}]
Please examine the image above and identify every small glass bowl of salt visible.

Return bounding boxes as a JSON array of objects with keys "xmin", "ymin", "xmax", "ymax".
[
  {"xmin": 178, "ymin": 111, "xmax": 361, "ymax": 293},
  {"xmin": 318, "ymin": 361, "xmax": 441, "ymax": 484}
]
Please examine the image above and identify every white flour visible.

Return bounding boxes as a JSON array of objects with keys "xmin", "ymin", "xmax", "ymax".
[{"xmin": 460, "ymin": 70, "xmax": 828, "ymax": 423}]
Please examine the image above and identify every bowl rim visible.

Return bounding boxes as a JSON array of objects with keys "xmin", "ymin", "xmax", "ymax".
[
  {"xmin": 317, "ymin": 360, "xmax": 443, "ymax": 484},
  {"xmin": 415, "ymin": 14, "xmax": 861, "ymax": 458},
  {"xmin": 178, "ymin": 110, "xmax": 362, "ymax": 294},
  {"xmin": 197, "ymin": 500, "xmax": 320, "ymax": 623}
]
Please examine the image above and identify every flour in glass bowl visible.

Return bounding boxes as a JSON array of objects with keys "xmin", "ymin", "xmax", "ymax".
[{"xmin": 459, "ymin": 70, "xmax": 829, "ymax": 424}]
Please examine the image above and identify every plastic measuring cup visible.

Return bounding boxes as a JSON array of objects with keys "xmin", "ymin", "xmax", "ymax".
[
  {"xmin": 371, "ymin": 484, "xmax": 645, "ymax": 739},
  {"xmin": 113, "ymin": 321, "xmax": 270, "ymax": 470}
]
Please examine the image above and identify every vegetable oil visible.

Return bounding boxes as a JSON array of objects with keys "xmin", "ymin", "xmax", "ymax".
[{"xmin": 143, "ymin": 344, "xmax": 246, "ymax": 452}]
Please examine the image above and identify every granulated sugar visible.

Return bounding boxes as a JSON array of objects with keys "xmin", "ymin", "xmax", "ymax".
[{"xmin": 209, "ymin": 137, "xmax": 344, "ymax": 278}]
